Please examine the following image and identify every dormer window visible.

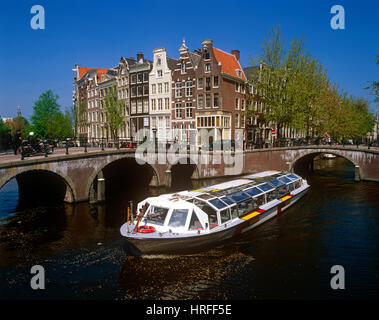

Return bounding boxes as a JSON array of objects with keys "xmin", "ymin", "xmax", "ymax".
[
  {"xmin": 203, "ymin": 49, "xmax": 210, "ymax": 60},
  {"xmin": 205, "ymin": 63, "xmax": 211, "ymax": 72},
  {"xmin": 236, "ymin": 70, "xmax": 242, "ymax": 78},
  {"xmin": 181, "ymin": 61, "xmax": 186, "ymax": 73},
  {"xmin": 157, "ymin": 58, "xmax": 161, "ymax": 66},
  {"xmin": 157, "ymin": 70, "xmax": 163, "ymax": 77}
]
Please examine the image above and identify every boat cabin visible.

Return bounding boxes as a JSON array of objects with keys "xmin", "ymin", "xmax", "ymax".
[{"xmin": 138, "ymin": 171, "xmax": 303, "ymax": 233}]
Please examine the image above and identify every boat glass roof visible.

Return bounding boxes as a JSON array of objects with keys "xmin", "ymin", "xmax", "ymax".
[
  {"xmin": 278, "ymin": 176, "xmax": 292, "ymax": 184},
  {"xmin": 225, "ymin": 190, "xmax": 250, "ymax": 203},
  {"xmin": 208, "ymin": 198, "xmax": 228, "ymax": 209},
  {"xmin": 256, "ymin": 183, "xmax": 274, "ymax": 192},
  {"xmin": 268, "ymin": 178, "xmax": 286, "ymax": 188},
  {"xmin": 244, "ymin": 186, "xmax": 263, "ymax": 197}
]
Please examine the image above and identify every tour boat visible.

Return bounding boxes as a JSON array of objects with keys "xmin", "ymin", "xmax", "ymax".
[
  {"xmin": 322, "ymin": 153, "xmax": 336, "ymax": 159},
  {"xmin": 120, "ymin": 171, "xmax": 310, "ymax": 254}
]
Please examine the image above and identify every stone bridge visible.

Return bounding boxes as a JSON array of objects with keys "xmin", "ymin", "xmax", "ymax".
[{"xmin": 0, "ymin": 146, "xmax": 378, "ymax": 203}]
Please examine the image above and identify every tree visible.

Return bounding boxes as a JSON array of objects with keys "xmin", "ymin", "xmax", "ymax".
[
  {"xmin": 30, "ymin": 90, "xmax": 60, "ymax": 137},
  {"xmin": 0, "ymin": 119, "xmax": 10, "ymax": 151},
  {"xmin": 104, "ymin": 87, "xmax": 125, "ymax": 140},
  {"xmin": 5, "ymin": 116, "xmax": 29, "ymax": 135},
  {"xmin": 365, "ymin": 54, "xmax": 379, "ymax": 103},
  {"xmin": 46, "ymin": 112, "xmax": 74, "ymax": 139}
]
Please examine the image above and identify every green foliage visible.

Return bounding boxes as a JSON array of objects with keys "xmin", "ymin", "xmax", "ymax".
[
  {"xmin": 30, "ymin": 90, "xmax": 60, "ymax": 137},
  {"xmin": 250, "ymin": 25, "xmax": 376, "ymax": 141},
  {"xmin": 46, "ymin": 112, "xmax": 74, "ymax": 139},
  {"xmin": 104, "ymin": 87, "xmax": 125, "ymax": 140}
]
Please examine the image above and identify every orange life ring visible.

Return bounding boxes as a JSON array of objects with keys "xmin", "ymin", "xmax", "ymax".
[{"xmin": 136, "ymin": 225, "xmax": 156, "ymax": 233}]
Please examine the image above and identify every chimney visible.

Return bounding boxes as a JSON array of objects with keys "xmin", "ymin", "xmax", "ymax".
[
  {"xmin": 137, "ymin": 52, "xmax": 144, "ymax": 63},
  {"xmin": 231, "ymin": 50, "xmax": 240, "ymax": 62}
]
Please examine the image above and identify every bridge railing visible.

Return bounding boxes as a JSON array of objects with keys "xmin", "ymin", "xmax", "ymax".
[{"xmin": 15, "ymin": 136, "xmax": 379, "ymax": 160}]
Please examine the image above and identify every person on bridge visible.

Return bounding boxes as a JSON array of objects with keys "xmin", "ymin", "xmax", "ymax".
[
  {"xmin": 3, "ymin": 130, "xmax": 12, "ymax": 153},
  {"xmin": 13, "ymin": 129, "xmax": 22, "ymax": 155}
]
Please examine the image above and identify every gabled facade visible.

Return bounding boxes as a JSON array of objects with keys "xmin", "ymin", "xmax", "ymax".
[
  {"xmin": 149, "ymin": 48, "xmax": 177, "ymax": 143},
  {"xmin": 116, "ymin": 57, "xmax": 137, "ymax": 140},
  {"xmin": 171, "ymin": 40, "xmax": 200, "ymax": 143},
  {"xmin": 194, "ymin": 39, "xmax": 247, "ymax": 146},
  {"xmin": 73, "ymin": 65, "xmax": 109, "ymax": 140},
  {"xmin": 129, "ymin": 52, "xmax": 152, "ymax": 142}
]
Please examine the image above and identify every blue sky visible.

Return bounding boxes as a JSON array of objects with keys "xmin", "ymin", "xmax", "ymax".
[{"xmin": 0, "ymin": 0, "xmax": 378, "ymax": 119}]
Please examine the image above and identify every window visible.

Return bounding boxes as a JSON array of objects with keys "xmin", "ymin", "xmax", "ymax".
[
  {"xmin": 205, "ymin": 94, "xmax": 211, "ymax": 108},
  {"xmin": 235, "ymin": 114, "xmax": 239, "ymax": 128},
  {"xmin": 235, "ymin": 98, "xmax": 240, "ymax": 110},
  {"xmin": 137, "ymin": 73, "xmax": 143, "ymax": 83},
  {"xmin": 198, "ymin": 94, "xmax": 204, "ymax": 109},
  {"xmin": 157, "ymin": 70, "xmax": 162, "ymax": 77},
  {"xmin": 203, "ymin": 49, "xmax": 210, "ymax": 60},
  {"xmin": 230, "ymin": 206, "xmax": 238, "ymax": 219},
  {"xmin": 181, "ymin": 60, "xmax": 186, "ymax": 73},
  {"xmin": 131, "ymin": 102, "xmax": 136, "ymax": 114},
  {"xmin": 130, "ymin": 74, "xmax": 136, "ymax": 84},
  {"xmin": 152, "ymin": 117, "xmax": 156, "ymax": 129},
  {"xmin": 203, "ymin": 78, "xmax": 210, "ymax": 92},
  {"xmin": 213, "ymin": 93, "xmax": 219, "ymax": 108},
  {"xmin": 164, "ymin": 82, "xmax": 169, "ymax": 93},
  {"xmin": 165, "ymin": 98, "xmax": 169, "ymax": 110},
  {"xmin": 143, "ymin": 72, "xmax": 149, "ymax": 82},
  {"xmin": 213, "ymin": 76, "xmax": 219, "ymax": 87},
  {"xmin": 158, "ymin": 83, "xmax": 162, "ymax": 94},
  {"xmin": 143, "ymin": 99, "xmax": 149, "ymax": 113},
  {"xmin": 235, "ymin": 82, "xmax": 240, "ymax": 92},
  {"xmin": 145, "ymin": 206, "xmax": 169, "ymax": 226},
  {"xmin": 151, "ymin": 99, "xmax": 156, "ymax": 111},
  {"xmin": 131, "ymin": 86, "xmax": 136, "ymax": 97},
  {"xmin": 198, "ymin": 77, "xmax": 203, "ymax": 89},
  {"xmin": 137, "ymin": 86, "xmax": 143, "ymax": 96},
  {"xmin": 205, "ymin": 63, "xmax": 211, "ymax": 72},
  {"xmin": 168, "ymin": 209, "xmax": 189, "ymax": 228},
  {"xmin": 143, "ymin": 84, "xmax": 149, "ymax": 95},
  {"xmin": 175, "ymin": 103, "xmax": 182, "ymax": 118},
  {"xmin": 137, "ymin": 101, "xmax": 142, "ymax": 113},
  {"xmin": 189, "ymin": 211, "xmax": 203, "ymax": 230},
  {"xmin": 241, "ymin": 99, "xmax": 245, "ymax": 111},
  {"xmin": 151, "ymin": 84, "xmax": 156, "ymax": 94},
  {"xmin": 186, "ymin": 102, "xmax": 193, "ymax": 118},
  {"xmin": 158, "ymin": 98, "xmax": 162, "ymax": 110},
  {"xmin": 175, "ymin": 83, "xmax": 182, "ymax": 97},
  {"xmin": 156, "ymin": 58, "xmax": 161, "ymax": 66},
  {"xmin": 186, "ymin": 81, "xmax": 193, "ymax": 97},
  {"xmin": 241, "ymin": 115, "xmax": 245, "ymax": 128}
]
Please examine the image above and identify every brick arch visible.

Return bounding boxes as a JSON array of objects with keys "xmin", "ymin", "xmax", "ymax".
[
  {"xmin": 0, "ymin": 168, "xmax": 77, "ymax": 203},
  {"xmin": 167, "ymin": 156, "xmax": 200, "ymax": 180},
  {"xmin": 289, "ymin": 149, "xmax": 361, "ymax": 176},
  {"xmin": 85, "ymin": 155, "xmax": 162, "ymax": 199}
]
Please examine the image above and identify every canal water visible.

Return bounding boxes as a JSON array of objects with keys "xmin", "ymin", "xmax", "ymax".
[{"xmin": 0, "ymin": 157, "xmax": 378, "ymax": 299}]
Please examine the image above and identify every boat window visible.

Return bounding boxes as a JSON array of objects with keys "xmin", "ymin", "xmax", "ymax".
[
  {"xmin": 220, "ymin": 196, "xmax": 235, "ymax": 205},
  {"xmin": 145, "ymin": 206, "xmax": 169, "ymax": 226},
  {"xmin": 220, "ymin": 208, "xmax": 231, "ymax": 223},
  {"xmin": 208, "ymin": 210, "xmax": 219, "ymax": 229},
  {"xmin": 295, "ymin": 180, "xmax": 301, "ymax": 188},
  {"xmin": 253, "ymin": 194, "xmax": 265, "ymax": 207},
  {"xmin": 244, "ymin": 187, "xmax": 262, "ymax": 197},
  {"xmin": 269, "ymin": 178, "xmax": 285, "ymax": 188},
  {"xmin": 287, "ymin": 173, "xmax": 300, "ymax": 180},
  {"xmin": 188, "ymin": 211, "xmax": 204, "ymax": 230},
  {"xmin": 226, "ymin": 190, "xmax": 250, "ymax": 203},
  {"xmin": 289, "ymin": 183, "xmax": 295, "ymax": 191},
  {"xmin": 277, "ymin": 185, "xmax": 288, "ymax": 198},
  {"xmin": 209, "ymin": 198, "xmax": 228, "ymax": 209},
  {"xmin": 278, "ymin": 176, "xmax": 292, "ymax": 184},
  {"xmin": 257, "ymin": 183, "xmax": 273, "ymax": 192},
  {"xmin": 265, "ymin": 191, "xmax": 277, "ymax": 203},
  {"xmin": 237, "ymin": 199, "xmax": 254, "ymax": 217},
  {"xmin": 230, "ymin": 205, "xmax": 238, "ymax": 219},
  {"xmin": 168, "ymin": 209, "xmax": 189, "ymax": 228}
]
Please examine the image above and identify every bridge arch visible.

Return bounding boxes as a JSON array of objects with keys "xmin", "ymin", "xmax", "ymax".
[
  {"xmin": 289, "ymin": 149, "xmax": 361, "ymax": 179},
  {"xmin": 0, "ymin": 168, "xmax": 76, "ymax": 204},
  {"xmin": 85, "ymin": 155, "xmax": 162, "ymax": 201}
]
